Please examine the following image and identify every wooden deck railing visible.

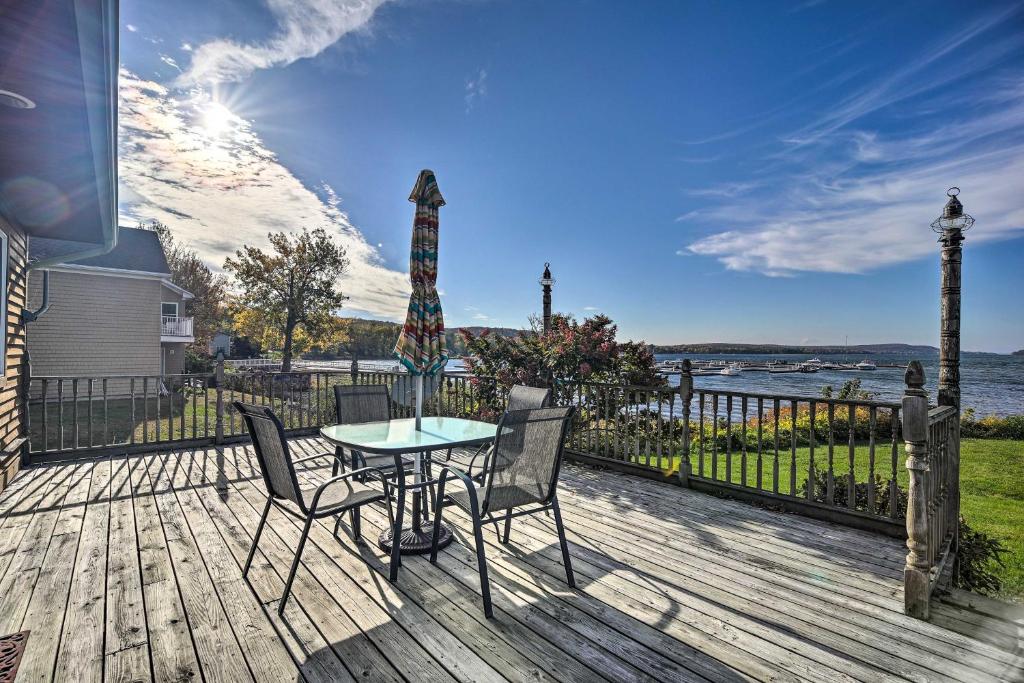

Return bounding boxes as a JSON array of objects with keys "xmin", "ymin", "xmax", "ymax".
[
  {"xmin": 26, "ymin": 359, "xmax": 957, "ymax": 562},
  {"xmin": 902, "ymin": 361, "xmax": 960, "ymax": 618}
]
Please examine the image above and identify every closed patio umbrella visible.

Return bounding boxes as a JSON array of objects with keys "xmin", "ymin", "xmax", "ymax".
[
  {"xmin": 386, "ymin": 170, "xmax": 450, "ymax": 553},
  {"xmin": 394, "ymin": 168, "xmax": 449, "ymax": 426}
]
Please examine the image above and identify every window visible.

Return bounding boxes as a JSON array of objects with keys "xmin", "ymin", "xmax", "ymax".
[{"xmin": 161, "ymin": 302, "xmax": 178, "ymax": 317}]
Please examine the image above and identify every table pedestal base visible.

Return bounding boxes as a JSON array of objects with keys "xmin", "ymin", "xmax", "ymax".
[{"xmin": 379, "ymin": 522, "xmax": 453, "ymax": 555}]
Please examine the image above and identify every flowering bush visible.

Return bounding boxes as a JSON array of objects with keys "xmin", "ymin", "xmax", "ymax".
[{"xmin": 460, "ymin": 313, "xmax": 664, "ymax": 412}]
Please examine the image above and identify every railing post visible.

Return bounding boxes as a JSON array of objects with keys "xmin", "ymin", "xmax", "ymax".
[
  {"xmin": 678, "ymin": 360, "xmax": 693, "ymax": 487},
  {"xmin": 214, "ymin": 352, "xmax": 225, "ymax": 445},
  {"xmin": 902, "ymin": 360, "xmax": 931, "ymax": 618}
]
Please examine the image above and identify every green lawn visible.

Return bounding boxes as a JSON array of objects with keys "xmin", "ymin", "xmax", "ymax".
[{"xmin": 959, "ymin": 439, "xmax": 1024, "ymax": 602}]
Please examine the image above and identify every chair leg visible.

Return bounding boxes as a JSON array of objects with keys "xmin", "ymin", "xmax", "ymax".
[
  {"xmin": 279, "ymin": 514, "xmax": 315, "ymax": 616},
  {"xmin": 501, "ymin": 516, "xmax": 512, "ymax": 545},
  {"xmin": 388, "ymin": 486, "xmax": 405, "ymax": 583},
  {"xmin": 470, "ymin": 506, "xmax": 494, "ymax": 618},
  {"xmin": 429, "ymin": 476, "xmax": 448, "ymax": 563},
  {"xmin": 551, "ymin": 497, "xmax": 575, "ymax": 588},
  {"xmin": 350, "ymin": 506, "xmax": 361, "ymax": 540},
  {"xmin": 244, "ymin": 498, "xmax": 272, "ymax": 576}
]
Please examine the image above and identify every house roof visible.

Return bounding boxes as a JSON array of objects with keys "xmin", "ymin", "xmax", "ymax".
[{"xmin": 31, "ymin": 227, "xmax": 170, "ymax": 275}]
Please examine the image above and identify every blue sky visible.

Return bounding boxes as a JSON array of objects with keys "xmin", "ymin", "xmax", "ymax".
[{"xmin": 118, "ymin": 0, "xmax": 1024, "ymax": 352}]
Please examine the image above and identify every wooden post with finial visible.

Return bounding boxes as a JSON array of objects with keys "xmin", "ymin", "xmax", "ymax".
[
  {"xmin": 678, "ymin": 359, "xmax": 694, "ymax": 487},
  {"xmin": 902, "ymin": 360, "xmax": 931, "ymax": 618}
]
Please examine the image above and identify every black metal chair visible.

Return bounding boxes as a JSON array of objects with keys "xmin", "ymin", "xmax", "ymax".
[
  {"xmin": 430, "ymin": 406, "xmax": 576, "ymax": 618},
  {"xmin": 332, "ymin": 384, "xmax": 401, "ymax": 475},
  {"xmin": 235, "ymin": 402, "xmax": 395, "ymax": 615},
  {"xmin": 465, "ymin": 384, "xmax": 552, "ymax": 479}
]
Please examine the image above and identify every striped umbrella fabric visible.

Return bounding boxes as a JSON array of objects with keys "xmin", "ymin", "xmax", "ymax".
[{"xmin": 394, "ymin": 169, "xmax": 448, "ymax": 377}]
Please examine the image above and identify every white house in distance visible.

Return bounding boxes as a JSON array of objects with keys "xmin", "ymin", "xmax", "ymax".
[{"xmin": 26, "ymin": 227, "xmax": 195, "ymax": 380}]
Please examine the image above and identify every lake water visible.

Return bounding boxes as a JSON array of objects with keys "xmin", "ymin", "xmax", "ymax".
[
  {"xmin": 654, "ymin": 352, "xmax": 1024, "ymax": 417},
  {"xmin": 446, "ymin": 352, "xmax": 1024, "ymax": 416}
]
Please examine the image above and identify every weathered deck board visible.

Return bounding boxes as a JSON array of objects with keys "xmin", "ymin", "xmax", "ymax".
[{"xmin": 1, "ymin": 437, "xmax": 1020, "ymax": 683}]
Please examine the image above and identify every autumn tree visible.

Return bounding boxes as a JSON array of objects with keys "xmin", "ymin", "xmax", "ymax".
[
  {"xmin": 144, "ymin": 220, "xmax": 228, "ymax": 350},
  {"xmin": 224, "ymin": 228, "xmax": 348, "ymax": 371}
]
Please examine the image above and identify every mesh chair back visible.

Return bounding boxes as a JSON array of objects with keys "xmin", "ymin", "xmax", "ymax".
[
  {"xmin": 506, "ymin": 385, "xmax": 552, "ymax": 412},
  {"xmin": 234, "ymin": 402, "xmax": 303, "ymax": 508},
  {"xmin": 335, "ymin": 384, "xmax": 391, "ymax": 424},
  {"xmin": 482, "ymin": 406, "xmax": 574, "ymax": 513}
]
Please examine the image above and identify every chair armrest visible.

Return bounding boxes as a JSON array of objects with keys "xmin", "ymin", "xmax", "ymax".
[
  {"xmin": 308, "ymin": 466, "xmax": 390, "ymax": 510},
  {"xmin": 465, "ymin": 444, "xmax": 492, "ymax": 478},
  {"xmin": 437, "ymin": 465, "xmax": 478, "ymax": 491}
]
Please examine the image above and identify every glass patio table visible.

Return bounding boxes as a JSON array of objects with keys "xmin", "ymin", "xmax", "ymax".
[{"xmin": 320, "ymin": 417, "xmax": 497, "ymax": 554}]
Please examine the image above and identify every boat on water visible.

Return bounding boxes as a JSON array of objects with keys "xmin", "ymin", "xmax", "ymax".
[
  {"xmin": 719, "ymin": 364, "xmax": 742, "ymax": 376},
  {"xmin": 798, "ymin": 363, "xmax": 819, "ymax": 373},
  {"xmin": 856, "ymin": 360, "xmax": 877, "ymax": 371}
]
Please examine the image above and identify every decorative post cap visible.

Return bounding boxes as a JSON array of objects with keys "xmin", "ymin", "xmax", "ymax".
[
  {"xmin": 682, "ymin": 358, "xmax": 692, "ymax": 373},
  {"xmin": 904, "ymin": 360, "xmax": 926, "ymax": 390}
]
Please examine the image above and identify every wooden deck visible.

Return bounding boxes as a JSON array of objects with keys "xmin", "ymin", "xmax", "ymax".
[{"xmin": 0, "ymin": 437, "xmax": 1021, "ymax": 682}]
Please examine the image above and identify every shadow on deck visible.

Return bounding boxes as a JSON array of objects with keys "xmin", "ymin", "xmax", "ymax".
[{"xmin": 0, "ymin": 436, "xmax": 1020, "ymax": 682}]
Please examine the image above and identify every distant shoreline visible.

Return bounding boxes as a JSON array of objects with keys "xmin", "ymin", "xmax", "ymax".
[{"xmin": 650, "ymin": 343, "xmax": 940, "ymax": 355}]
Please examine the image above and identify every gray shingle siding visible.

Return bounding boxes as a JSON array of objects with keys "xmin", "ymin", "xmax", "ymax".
[{"xmin": 27, "ymin": 270, "xmax": 163, "ymax": 382}]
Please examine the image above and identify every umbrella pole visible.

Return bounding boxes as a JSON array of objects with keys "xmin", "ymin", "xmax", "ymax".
[
  {"xmin": 413, "ymin": 373, "xmax": 424, "ymax": 532},
  {"xmin": 415, "ymin": 374, "xmax": 423, "ymax": 431}
]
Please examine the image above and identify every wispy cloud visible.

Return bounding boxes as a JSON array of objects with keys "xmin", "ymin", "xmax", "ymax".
[
  {"xmin": 117, "ymin": 69, "xmax": 410, "ymax": 318},
  {"xmin": 180, "ymin": 42, "xmax": 193, "ymax": 52},
  {"xmin": 683, "ymin": 6, "xmax": 1024, "ymax": 276},
  {"xmin": 465, "ymin": 68, "xmax": 488, "ymax": 112},
  {"xmin": 177, "ymin": 0, "xmax": 389, "ymax": 85},
  {"xmin": 159, "ymin": 54, "xmax": 182, "ymax": 72},
  {"xmin": 125, "ymin": 23, "xmax": 138, "ymax": 32},
  {"xmin": 582, "ymin": 306, "xmax": 598, "ymax": 311}
]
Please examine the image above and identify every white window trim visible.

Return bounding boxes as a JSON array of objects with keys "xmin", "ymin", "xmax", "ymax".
[{"xmin": 161, "ymin": 301, "xmax": 178, "ymax": 318}]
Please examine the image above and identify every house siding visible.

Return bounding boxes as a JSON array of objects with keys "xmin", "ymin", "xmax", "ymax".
[
  {"xmin": 27, "ymin": 270, "xmax": 163, "ymax": 383},
  {"xmin": 0, "ymin": 216, "xmax": 28, "ymax": 492}
]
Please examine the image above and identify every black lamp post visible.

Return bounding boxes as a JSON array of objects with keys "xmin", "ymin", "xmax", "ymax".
[
  {"xmin": 539, "ymin": 263, "xmax": 554, "ymax": 334},
  {"xmin": 930, "ymin": 187, "xmax": 974, "ymax": 409}
]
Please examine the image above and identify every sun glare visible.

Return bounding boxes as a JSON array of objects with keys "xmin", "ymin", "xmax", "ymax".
[{"xmin": 201, "ymin": 101, "xmax": 233, "ymax": 137}]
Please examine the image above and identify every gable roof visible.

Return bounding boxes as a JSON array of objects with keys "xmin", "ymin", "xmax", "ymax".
[{"xmin": 31, "ymin": 227, "xmax": 170, "ymax": 275}]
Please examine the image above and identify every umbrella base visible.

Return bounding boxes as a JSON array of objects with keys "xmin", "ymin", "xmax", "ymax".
[{"xmin": 379, "ymin": 522, "xmax": 453, "ymax": 555}]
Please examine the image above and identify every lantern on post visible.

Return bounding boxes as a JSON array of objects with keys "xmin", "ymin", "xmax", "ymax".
[
  {"xmin": 930, "ymin": 187, "xmax": 973, "ymax": 409},
  {"xmin": 539, "ymin": 262, "xmax": 555, "ymax": 334}
]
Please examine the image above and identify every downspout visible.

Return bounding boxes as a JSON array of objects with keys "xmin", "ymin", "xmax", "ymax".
[{"xmin": 21, "ymin": 270, "xmax": 49, "ymax": 323}]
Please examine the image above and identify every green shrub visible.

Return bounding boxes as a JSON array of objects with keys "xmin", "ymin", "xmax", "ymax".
[
  {"xmin": 960, "ymin": 409, "xmax": 1024, "ymax": 440},
  {"xmin": 800, "ymin": 470, "xmax": 907, "ymax": 516},
  {"xmin": 955, "ymin": 516, "xmax": 1007, "ymax": 595}
]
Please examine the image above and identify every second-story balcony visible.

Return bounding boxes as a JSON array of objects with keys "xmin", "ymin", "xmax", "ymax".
[{"xmin": 161, "ymin": 315, "xmax": 194, "ymax": 341}]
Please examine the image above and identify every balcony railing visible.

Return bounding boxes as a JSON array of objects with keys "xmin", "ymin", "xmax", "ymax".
[{"xmin": 161, "ymin": 315, "xmax": 194, "ymax": 338}]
